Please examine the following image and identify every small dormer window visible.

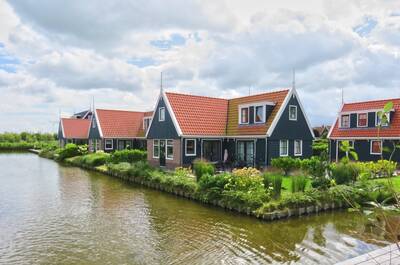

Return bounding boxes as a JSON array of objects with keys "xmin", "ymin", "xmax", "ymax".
[
  {"xmin": 240, "ymin": 107, "xmax": 249, "ymax": 124},
  {"xmin": 289, "ymin": 105, "xmax": 297, "ymax": 121},
  {"xmin": 340, "ymin": 114, "xmax": 350, "ymax": 128},
  {"xmin": 376, "ymin": 112, "xmax": 390, "ymax": 127},
  {"xmin": 159, "ymin": 107, "xmax": 165, "ymax": 122},
  {"xmin": 254, "ymin": 105, "xmax": 265, "ymax": 123},
  {"xmin": 357, "ymin": 113, "xmax": 367, "ymax": 127}
]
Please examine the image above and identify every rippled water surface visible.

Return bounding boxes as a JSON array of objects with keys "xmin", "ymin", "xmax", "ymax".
[{"xmin": 0, "ymin": 153, "xmax": 392, "ymax": 264}]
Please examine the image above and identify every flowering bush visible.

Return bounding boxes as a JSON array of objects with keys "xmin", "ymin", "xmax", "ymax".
[
  {"xmin": 232, "ymin": 167, "xmax": 261, "ymax": 178},
  {"xmin": 356, "ymin": 160, "xmax": 397, "ymax": 179}
]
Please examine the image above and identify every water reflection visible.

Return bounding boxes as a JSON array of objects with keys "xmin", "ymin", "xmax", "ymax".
[{"xmin": 0, "ymin": 153, "xmax": 392, "ymax": 265}]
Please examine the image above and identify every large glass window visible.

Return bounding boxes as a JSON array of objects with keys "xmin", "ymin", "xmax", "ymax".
[
  {"xmin": 280, "ymin": 140, "xmax": 288, "ymax": 156},
  {"xmin": 185, "ymin": 139, "xmax": 196, "ymax": 156},
  {"xmin": 159, "ymin": 107, "xmax": 165, "ymax": 122},
  {"xmin": 341, "ymin": 114, "xmax": 350, "ymax": 128},
  {"xmin": 370, "ymin": 140, "xmax": 382, "ymax": 155},
  {"xmin": 294, "ymin": 140, "xmax": 302, "ymax": 156},
  {"xmin": 357, "ymin": 113, "xmax": 367, "ymax": 127},
  {"xmin": 254, "ymin": 105, "xmax": 265, "ymax": 123},
  {"xmin": 240, "ymin": 107, "xmax": 249, "ymax": 124},
  {"xmin": 289, "ymin": 105, "xmax": 297, "ymax": 121},
  {"xmin": 153, "ymin": 139, "xmax": 160, "ymax": 158},
  {"xmin": 166, "ymin": 140, "xmax": 173, "ymax": 159},
  {"xmin": 203, "ymin": 140, "xmax": 221, "ymax": 162},
  {"xmin": 105, "ymin": 139, "xmax": 113, "ymax": 150}
]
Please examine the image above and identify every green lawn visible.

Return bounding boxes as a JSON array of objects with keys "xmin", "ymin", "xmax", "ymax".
[
  {"xmin": 281, "ymin": 176, "xmax": 312, "ymax": 195},
  {"xmin": 370, "ymin": 176, "xmax": 400, "ymax": 192}
]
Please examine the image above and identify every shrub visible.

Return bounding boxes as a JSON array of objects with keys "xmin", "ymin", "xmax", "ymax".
[
  {"xmin": 291, "ymin": 175, "xmax": 308, "ymax": 193},
  {"xmin": 356, "ymin": 160, "xmax": 397, "ymax": 179},
  {"xmin": 330, "ymin": 162, "xmax": 359, "ymax": 184},
  {"xmin": 198, "ymin": 173, "xmax": 231, "ymax": 202},
  {"xmin": 107, "ymin": 162, "xmax": 132, "ymax": 179},
  {"xmin": 128, "ymin": 161, "xmax": 152, "ymax": 179},
  {"xmin": 81, "ymin": 152, "xmax": 110, "ymax": 167},
  {"xmin": 193, "ymin": 159, "xmax": 215, "ymax": 181},
  {"xmin": 108, "ymin": 149, "xmax": 147, "ymax": 164},
  {"xmin": 174, "ymin": 167, "xmax": 193, "ymax": 178},
  {"xmin": 300, "ymin": 156, "xmax": 326, "ymax": 178},
  {"xmin": 271, "ymin": 157, "xmax": 301, "ymax": 175},
  {"xmin": 310, "ymin": 177, "xmax": 331, "ymax": 190},
  {"xmin": 280, "ymin": 192, "xmax": 316, "ymax": 208},
  {"xmin": 263, "ymin": 173, "xmax": 283, "ymax": 198},
  {"xmin": 57, "ymin": 143, "xmax": 81, "ymax": 161},
  {"xmin": 232, "ymin": 167, "xmax": 261, "ymax": 178}
]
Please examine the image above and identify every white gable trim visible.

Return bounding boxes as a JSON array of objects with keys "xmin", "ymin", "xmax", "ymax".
[
  {"xmin": 60, "ymin": 120, "xmax": 65, "ymax": 138},
  {"xmin": 327, "ymin": 103, "xmax": 344, "ymax": 139},
  {"xmin": 145, "ymin": 91, "xmax": 183, "ymax": 138},
  {"xmin": 266, "ymin": 88, "xmax": 315, "ymax": 138},
  {"xmin": 94, "ymin": 109, "xmax": 104, "ymax": 138},
  {"xmin": 163, "ymin": 91, "xmax": 183, "ymax": 136}
]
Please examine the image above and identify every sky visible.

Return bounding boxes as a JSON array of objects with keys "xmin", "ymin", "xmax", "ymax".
[{"xmin": 0, "ymin": 0, "xmax": 399, "ymax": 133}]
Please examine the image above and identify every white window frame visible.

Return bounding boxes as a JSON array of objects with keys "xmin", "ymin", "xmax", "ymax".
[
  {"xmin": 370, "ymin": 140, "xmax": 382, "ymax": 155},
  {"xmin": 294, "ymin": 140, "xmax": 303, "ymax": 156},
  {"xmin": 153, "ymin": 139, "xmax": 160, "ymax": 158},
  {"xmin": 254, "ymin": 105, "xmax": 265, "ymax": 124},
  {"xmin": 340, "ymin": 114, "xmax": 350, "ymax": 128},
  {"xmin": 289, "ymin": 105, "xmax": 298, "ymax": 121},
  {"xmin": 185, "ymin": 139, "xmax": 197, "ymax": 156},
  {"xmin": 357, "ymin": 112, "xmax": 368, "ymax": 128},
  {"xmin": 166, "ymin": 139, "xmax": 174, "ymax": 160},
  {"xmin": 143, "ymin": 117, "xmax": 152, "ymax": 132},
  {"xmin": 159, "ymin": 107, "xmax": 165, "ymax": 122},
  {"xmin": 239, "ymin": 107, "xmax": 250, "ymax": 125},
  {"xmin": 105, "ymin": 139, "xmax": 113, "ymax": 150},
  {"xmin": 279, "ymin": 140, "xmax": 289, "ymax": 157},
  {"xmin": 375, "ymin": 112, "xmax": 390, "ymax": 127}
]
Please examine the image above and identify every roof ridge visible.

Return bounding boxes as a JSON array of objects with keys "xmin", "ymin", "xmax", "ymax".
[
  {"xmin": 344, "ymin": 97, "xmax": 400, "ymax": 105},
  {"xmin": 165, "ymin": 91, "xmax": 228, "ymax": 101},
  {"xmin": 96, "ymin": 108, "xmax": 150, "ymax": 113},
  {"xmin": 229, "ymin": 88, "xmax": 290, "ymax": 100}
]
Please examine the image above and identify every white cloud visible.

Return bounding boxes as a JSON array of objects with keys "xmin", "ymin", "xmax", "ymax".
[{"xmin": 0, "ymin": 0, "xmax": 399, "ymax": 132}]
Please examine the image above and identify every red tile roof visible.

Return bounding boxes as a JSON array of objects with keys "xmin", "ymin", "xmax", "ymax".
[
  {"xmin": 329, "ymin": 98, "xmax": 400, "ymax": 138},
  {"xmin": 61, "ymin": 118, "xmax": 90, "ymax": 139},
  {"xmin": 165, "ymin": 89, "xmax": 290, "ymax": 136},
  {"xmin": 96, "ymin": 109, "xmax": 153, "ymax": 138},
  {"xmin": 166, "ymin": 92, "xmax": 229, "ymax": 136}
]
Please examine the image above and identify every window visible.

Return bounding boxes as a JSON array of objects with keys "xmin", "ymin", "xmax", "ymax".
[
  {"xmin": 92, "ymin": 119, "xmax": 96, "ymax": 128},
  {"xmin": 95, "ymin": 139, "xmax": 100, "ymax": 151},
  {"xmin": 279, "ymin": 140, "xmax": 289, "ymax": 157},
  {"xmin": 185, "ymin": 139, "xmax": 196, "ymax": 156},
  {"xmin": 370, "ymin": 140, "xmax": 382, "ymax": 155},
  {"xmin": 105, "ymin": 139, "xmax": 113, "ymax": 150},
  {"xmin": 153, "ymin": 139, "xmax": 160, "ymax": 158},
  {"xmin": 289, "ymin": 105, "xmax": 297, "ymax": 121},
  {"xmin": 357, "ymin": 113, "xmax": 368, "ymax": 127},
  {"xmin": 340, "ymin": 114, "xmax": 350, "ymax": 128},
  {"xmin": 143, "ymin": 117, "xmax": 152, "ymax": 132},
  {"xmin": 166, "ymin": 140, "xmax": 173, "ymax": 160},
  {"xmin": 294, "ymin": 140, "xmax": 302, "ymax": 156},
  {"xmin": 240, "ymin": 107, "xmax": 249, "ymax": 124},
  {"xmin": 376, "ymin": 112, "xmax": 390, "ymax": 127},
  {"xmin": 159, "ymin": 107, "xmax": 165, "ymax": 122},
  {"xmin": 254, "ymin": 105, "xmax": 265, "ymax": 123}
]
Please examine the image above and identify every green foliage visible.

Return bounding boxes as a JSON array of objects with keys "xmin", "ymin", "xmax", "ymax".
[
  {"xmin": 271, "ymin": 157, "xmax": 301, "ymax": 175},
  {"xmin": 80, "ymin": 152, "xmax": 110, "ymax": 167},
  {"xmin": 300, "ymin": 156, "xmax": 327, "ymax": 178},
  {"xmin": 198, "ymin": 173, "xmax": 230, "ymax": 201},
  {"xmin": 193, "ymin": 159, "xmax": 215, "ymax": 181},
  {"xmin": 128, "ymin": 161, "xmax": 152, "ymax": 179},
  {"xmin": 356, "ymin": 160, "xmax": 397, "ymax": 179},
  {"xmin": 0, "ymin": 142, "xmax": 35, "ymax": 150},
  {"xmin": 57, "ymin": 143, "xmax": 82, "ymax": 161},
  {"xmin": 280, "ymin": 192, "xmax": 316, "ymax": 208},
  {"xmin": 232, "ymin": 167, "xmax": 261, "ymax": 177},
  {"xmin": 310, "ymin": 177, "xmax": 331, "ymax": 190},
  {"xmin": 107, "ymin": 162, "xmax": 132, "ymax": 178},
  {"xmin": 339, "ymin": 140, "xmax": 358, "ymax": 162},
  {"xmin": 330, "ymin": 163, "xmax": 360, "ymax": 184},
  {"xmin": 291, "ymin": 175, "xmax": 308, "ymax": 193},
  {"xmin": 108, "ymin": 149, "xmax": 147, "ymax": 164},
  {"xmin": 312, "ymin": 138, "xmax": 329, "ymax": 158},
  {"xmin": 0, "ymin": 132, "xmax": 56, "ymax": 143},
  {"xmin": 263, "ymin": 173, "xmax": 283, "ymax": 198}
]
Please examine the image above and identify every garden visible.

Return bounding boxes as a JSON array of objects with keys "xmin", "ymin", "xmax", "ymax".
[
  {"xmin": 38, "ymin": 142, "xmax": 400, "ymax": 221},
  {"xmin": 0, "ymin": 132, "xmax": 57, "ymax": 150}
]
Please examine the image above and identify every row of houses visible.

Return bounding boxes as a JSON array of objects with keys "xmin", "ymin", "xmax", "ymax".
[{"xmin": 58, "ymin": 88, "xmax": 400, "ymax": 169}]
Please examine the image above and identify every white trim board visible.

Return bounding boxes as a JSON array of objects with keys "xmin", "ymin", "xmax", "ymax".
[{"xmin": 94, "ymin": 109, "xmax": 104, "ymax": 138}]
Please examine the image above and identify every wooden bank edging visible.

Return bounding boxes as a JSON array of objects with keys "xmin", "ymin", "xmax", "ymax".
[{"xmin": 61, "ymin": 159, "xmax": 348, "ymax": 222}]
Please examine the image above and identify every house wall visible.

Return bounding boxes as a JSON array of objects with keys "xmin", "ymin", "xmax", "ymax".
[
  {"xmin": 330, "ymin": 139, "xmax": 400, "ymax": 162},
  {"xmin": 268, "ymin": 94, "xmax": 314, "ymax": 165},
  {"xmin": 147, "ymin": 139, "xmax": 181, "ymax": 169},
  {"xmin": 147, "ymin": 97, "xmax": 179, "ymax": 139}
]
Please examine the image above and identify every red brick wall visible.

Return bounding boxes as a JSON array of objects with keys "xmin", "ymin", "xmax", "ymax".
[{"xmin": 147, "ymin": 139, "xmax": 181, "ymax": 169}]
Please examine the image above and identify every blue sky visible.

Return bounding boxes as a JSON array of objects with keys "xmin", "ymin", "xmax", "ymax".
[{"xmin": 0, "ymin": 0, "xmax": 399, "ymax": 132}]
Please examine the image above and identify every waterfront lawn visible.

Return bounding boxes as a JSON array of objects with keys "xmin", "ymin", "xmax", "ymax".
[
  {"xmin": 281, "ymin": 176, "xmax": 312, "ymax": 195},
  {"xmin": 370, "ymin": 176, "xmax": 400, "ymax": 192}
]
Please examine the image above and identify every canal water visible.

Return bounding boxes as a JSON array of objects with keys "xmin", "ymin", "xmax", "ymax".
[{"xmin": 0, "ymin": 153, "xmax": 392, "ymax": 265}]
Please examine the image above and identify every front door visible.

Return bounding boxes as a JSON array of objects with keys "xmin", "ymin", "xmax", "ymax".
[
  {"xmin": 237, "ymin": 141, "xmax": 255, "ymax": 167},
  {"xmin": 203, "ymin": 140, "xmax": 221, "ymax": 162},
  {"xmin": 159, "ymin": 140, "xmax": 166, "ymax": 167}
]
